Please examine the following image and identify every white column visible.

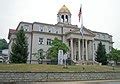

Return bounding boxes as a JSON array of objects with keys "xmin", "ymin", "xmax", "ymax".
[
  {"xmin": 82, "ymin": 39, "xmax": 84, "ymax": 60},
  {"xmin": 74, "ymin": 40, "xmax": 76, "ymax": 61},
  {"xmin": 85, "ymin": 40, "xmax": 88, "ymax": 61},
  {"xmin": 92, "ymin": 40, "xmax": 95, "ymax": 61},
  {"xmin": 78, "ymin": 39, "xmax": 81, "ymax": 60},
  {"xmin": 70, "ymin": 38, "xmax": 73, "ymax": 60}
]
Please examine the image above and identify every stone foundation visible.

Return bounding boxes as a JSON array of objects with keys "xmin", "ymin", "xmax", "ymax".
[{"xmin": 0, "ymin": 72, "xmax": 120, "ymax": 82}]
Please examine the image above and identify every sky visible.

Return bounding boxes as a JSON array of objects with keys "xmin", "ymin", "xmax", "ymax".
[{"xmin": 0, "ymin": 0, "xmax": 120, "ymax": 49}]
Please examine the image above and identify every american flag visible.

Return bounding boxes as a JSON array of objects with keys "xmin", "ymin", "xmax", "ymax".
[
  {"xmin": 78, "ymin": 5, "xmax": 82, "ymax": 22},
  {"xmin": 78, "ymin": 4, "xmax": 83, "ymax": 38}
]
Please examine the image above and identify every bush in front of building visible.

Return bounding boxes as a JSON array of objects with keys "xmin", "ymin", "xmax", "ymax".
[{"xmin": 47, "ymin": 37, "xmax": 69, "ymax": 65}]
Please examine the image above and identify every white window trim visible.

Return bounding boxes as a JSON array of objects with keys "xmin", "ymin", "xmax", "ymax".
[
  {"xmin": 39, "ymin": 26, "xmax": 43, "ymax": 32},
  {"xmin": 47, "ymin": 39, "xmax": 52, "ymax": 45},
  {"xmin": 23, "ymin": 25, "xmax": 29, "ymax": 31},
  {"xmin": 38, "ymin": 38, "xmax": 44, "ymax": 45}
]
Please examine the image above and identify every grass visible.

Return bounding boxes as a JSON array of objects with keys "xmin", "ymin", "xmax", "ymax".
[{"xmin": 0, "ymin": 64, "xmax": 120, "ymax": 72}]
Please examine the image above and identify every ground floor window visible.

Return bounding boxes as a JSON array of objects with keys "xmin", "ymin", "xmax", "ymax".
[{"xmin": 47, "ymin": 39, "xmax": 52, "ymax": 45}]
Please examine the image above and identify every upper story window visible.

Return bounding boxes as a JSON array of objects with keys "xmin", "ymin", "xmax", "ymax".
[
  {"xmin": 108, "ymin": 36, "xmax": 112, "ymax": 40},
  {"xmin": 54, "ymin": 28, "xmax": 59, "ymax": 34},
  {"xmin": 56, "ymin": 31, "xmax": 58, "ymax": 34},
  {"xmin": 109, "ymin": 46, "xmax": 112, "ymax": 51},
  {"xmin": 97, "ymin": 34, "xmax": 100, "ymax": 38},
  {"xmin": 94, "ymin": 43, "xmax": 96, "ymax": 50},
  {"xmin": 102, "ymin": 34, "xmax": 105, "ymax": 39},
  {"xmin": 22, "ymin": 25, "xmax": 29, "ymax": 31},
  {"xmin": 103, "ymin": 45, "xmax": 105, "ymax": 49},
  {"xmin": 38, "ymin": 38, "xmax": 44, "ymax": 45},
  {"xmin": 48, "ymin": 28, "xmax": 51, "ymax": 33},
  {"xmin": 47, "ymin": 39, "xmax": 52, "ymax": 45},
  {"xmin": 39, "ymin": 27, "xmax": 43, "ymax": 32}
]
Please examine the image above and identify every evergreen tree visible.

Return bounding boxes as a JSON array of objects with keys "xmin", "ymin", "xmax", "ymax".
[
  {"xmin": 10, "ymin": 28, "xmax": 28, "ymax": 63},
  {"xmin": 95, "ymin": 41, "xmax": 107, "ymax": 65}
]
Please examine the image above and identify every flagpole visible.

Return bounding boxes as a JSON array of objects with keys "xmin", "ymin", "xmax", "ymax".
[{"xmin": 81, "ymin": 9, "xmax": 83, "ymax": 38}]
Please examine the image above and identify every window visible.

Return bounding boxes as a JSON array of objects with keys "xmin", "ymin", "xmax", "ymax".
[
  {"xmin": 109, "ymin": 46, "xmax": 112, "ymax": 51},
  {"xmin": 65, "ymin": 15, "xmax": 68, "ymax": 22},
  {"xmin": 38, "ymin": 38, "xmax": 44, "ymax": 45},
  {"xmin": 39, "ymin": 27, "xmax": 43, "ymax": 32},
  {"xmin": 48, "ymin": 28, "xmax": 51, "ymax": 33},
  {"xmin": 47, "ymin": 39, "xmax": 52, "ymax": 45},
  {"xmin": 103, "ymin": 45, "xmax": 105, "ymax": 48},
  {"xmin": 55, "ymin": 28, "xmax": 58, "ymax": 34},
  {"xmin": 23, "ymin": 25, "xmax": 29, "ymax": 31},
  {"xmin": 94, "ymin": 43, "xmax": 96, "ymax": 50},
  {"xmin": 103, "ymin": 34, "xmax": 105, "ymax": 39},
  {"xmin": 97, "ymin": 34, "xmax": 100, "ymax": 38},
  {"xmin": 61, "ymin": 15, "xmax": 64, "ymax": 22},
  {"xmin": 24, "ymin": 27, "xmax": 28, "ymax": 31},
  {"xmin": 38, "ymin": 49, "xmax": 44, "ymax": 58},
  {"xmin": 56, "ymin": 31, "xmax": 58, "ymax": 34}
]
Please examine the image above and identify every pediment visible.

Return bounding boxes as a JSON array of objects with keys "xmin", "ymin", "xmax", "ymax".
[{"xmin": 70, "ymin": 27, "xmax": 95, "ymax": 36}]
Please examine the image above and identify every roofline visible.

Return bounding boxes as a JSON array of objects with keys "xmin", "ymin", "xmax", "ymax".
[
  {"xmin": 16, "ymin": 21, "xmax": 32, "ymax": 31},
  {"xmin": 94, "ymin": 38, "xmax": 114, "ymax": 44},
  {"xmin": 32, "ymin": 31, "xmax": 63, "ymax": 36},
  {"xmin": 66, "ymin": 31, "xmax": 95, "ymax": 37},
  {"xmin": 92, "ymin": 31, "xmax": 112, "ymax": 37},
  {"xmin": 8, "ymin": 29, "xmax": 16, "ymax": 39},
  {"xmin": 55, "ymin": 22, "xmax": 78, "ymax": 28},
  {"xmin": 34, "ymin": 22, "xmax": 78, "ymax": 29},
  {"xmin": 33, "ymin": 22, "xmax": 57, "ymax": 27}
]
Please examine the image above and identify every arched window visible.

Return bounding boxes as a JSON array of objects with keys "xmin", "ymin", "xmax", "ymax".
[
  {"xmin": 66, "ymin": 15, "xmax": 68, "ymax": 22},
  {"xmin": 61, "ymin": 15, "xmax": 64, "ymax": 22}
]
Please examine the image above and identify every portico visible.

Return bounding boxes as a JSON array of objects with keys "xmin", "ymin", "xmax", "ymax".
[
  {"xmin": 69, "ymin": 38, "xmax": 93, "ymax": 61},
  {"xmin": 66, "ymin": 28, "xmax": 95, "ymax": 62}
]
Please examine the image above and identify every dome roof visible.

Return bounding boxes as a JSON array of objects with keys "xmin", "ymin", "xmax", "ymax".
[{"xmin": 58, "ymin": 5, "xmax": 71, "ymax": 14}]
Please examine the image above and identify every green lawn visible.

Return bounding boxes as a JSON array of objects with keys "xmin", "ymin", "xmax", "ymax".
[{"xmin": 0, "ymin": 64, "xmax": 120, "ymax": 72}]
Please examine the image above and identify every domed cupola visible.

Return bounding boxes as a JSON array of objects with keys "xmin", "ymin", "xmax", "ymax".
[{"xmin": 57, "ymin": 5, "xmax": 71, "ymax": 24}]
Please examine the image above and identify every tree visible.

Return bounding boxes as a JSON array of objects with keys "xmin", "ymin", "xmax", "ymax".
[
  {"xmin": 0, "ymin": 39, "xmax": 8, "ymax": 50},
  {"xmin": 95, "ymin": 41, "xmax": 107, "ymax": 65},
  {"xmin": 107, "ymin": 48, "xmax": 120, "ymax": 65},
  {"xmin": 47, "ymin": 37, "xmax": 69, "ymax": 62},
  {"xmin": 33, "ymin": 49, "xmax": 45, "ymax": 64},
  {"xmin": 10, "ymin": 28, "xmax": 28, "ymax": 63}
]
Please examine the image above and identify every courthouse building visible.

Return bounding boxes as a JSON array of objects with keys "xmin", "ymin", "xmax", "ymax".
[{"xmin": 8, "ymin": 5, "xmax": 113, "ymax": 64}]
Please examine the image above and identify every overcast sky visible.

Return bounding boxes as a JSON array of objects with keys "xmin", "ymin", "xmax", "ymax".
[{"xmin": 0, "ymin": 0, "xmax": 120, "ymax": 49}]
